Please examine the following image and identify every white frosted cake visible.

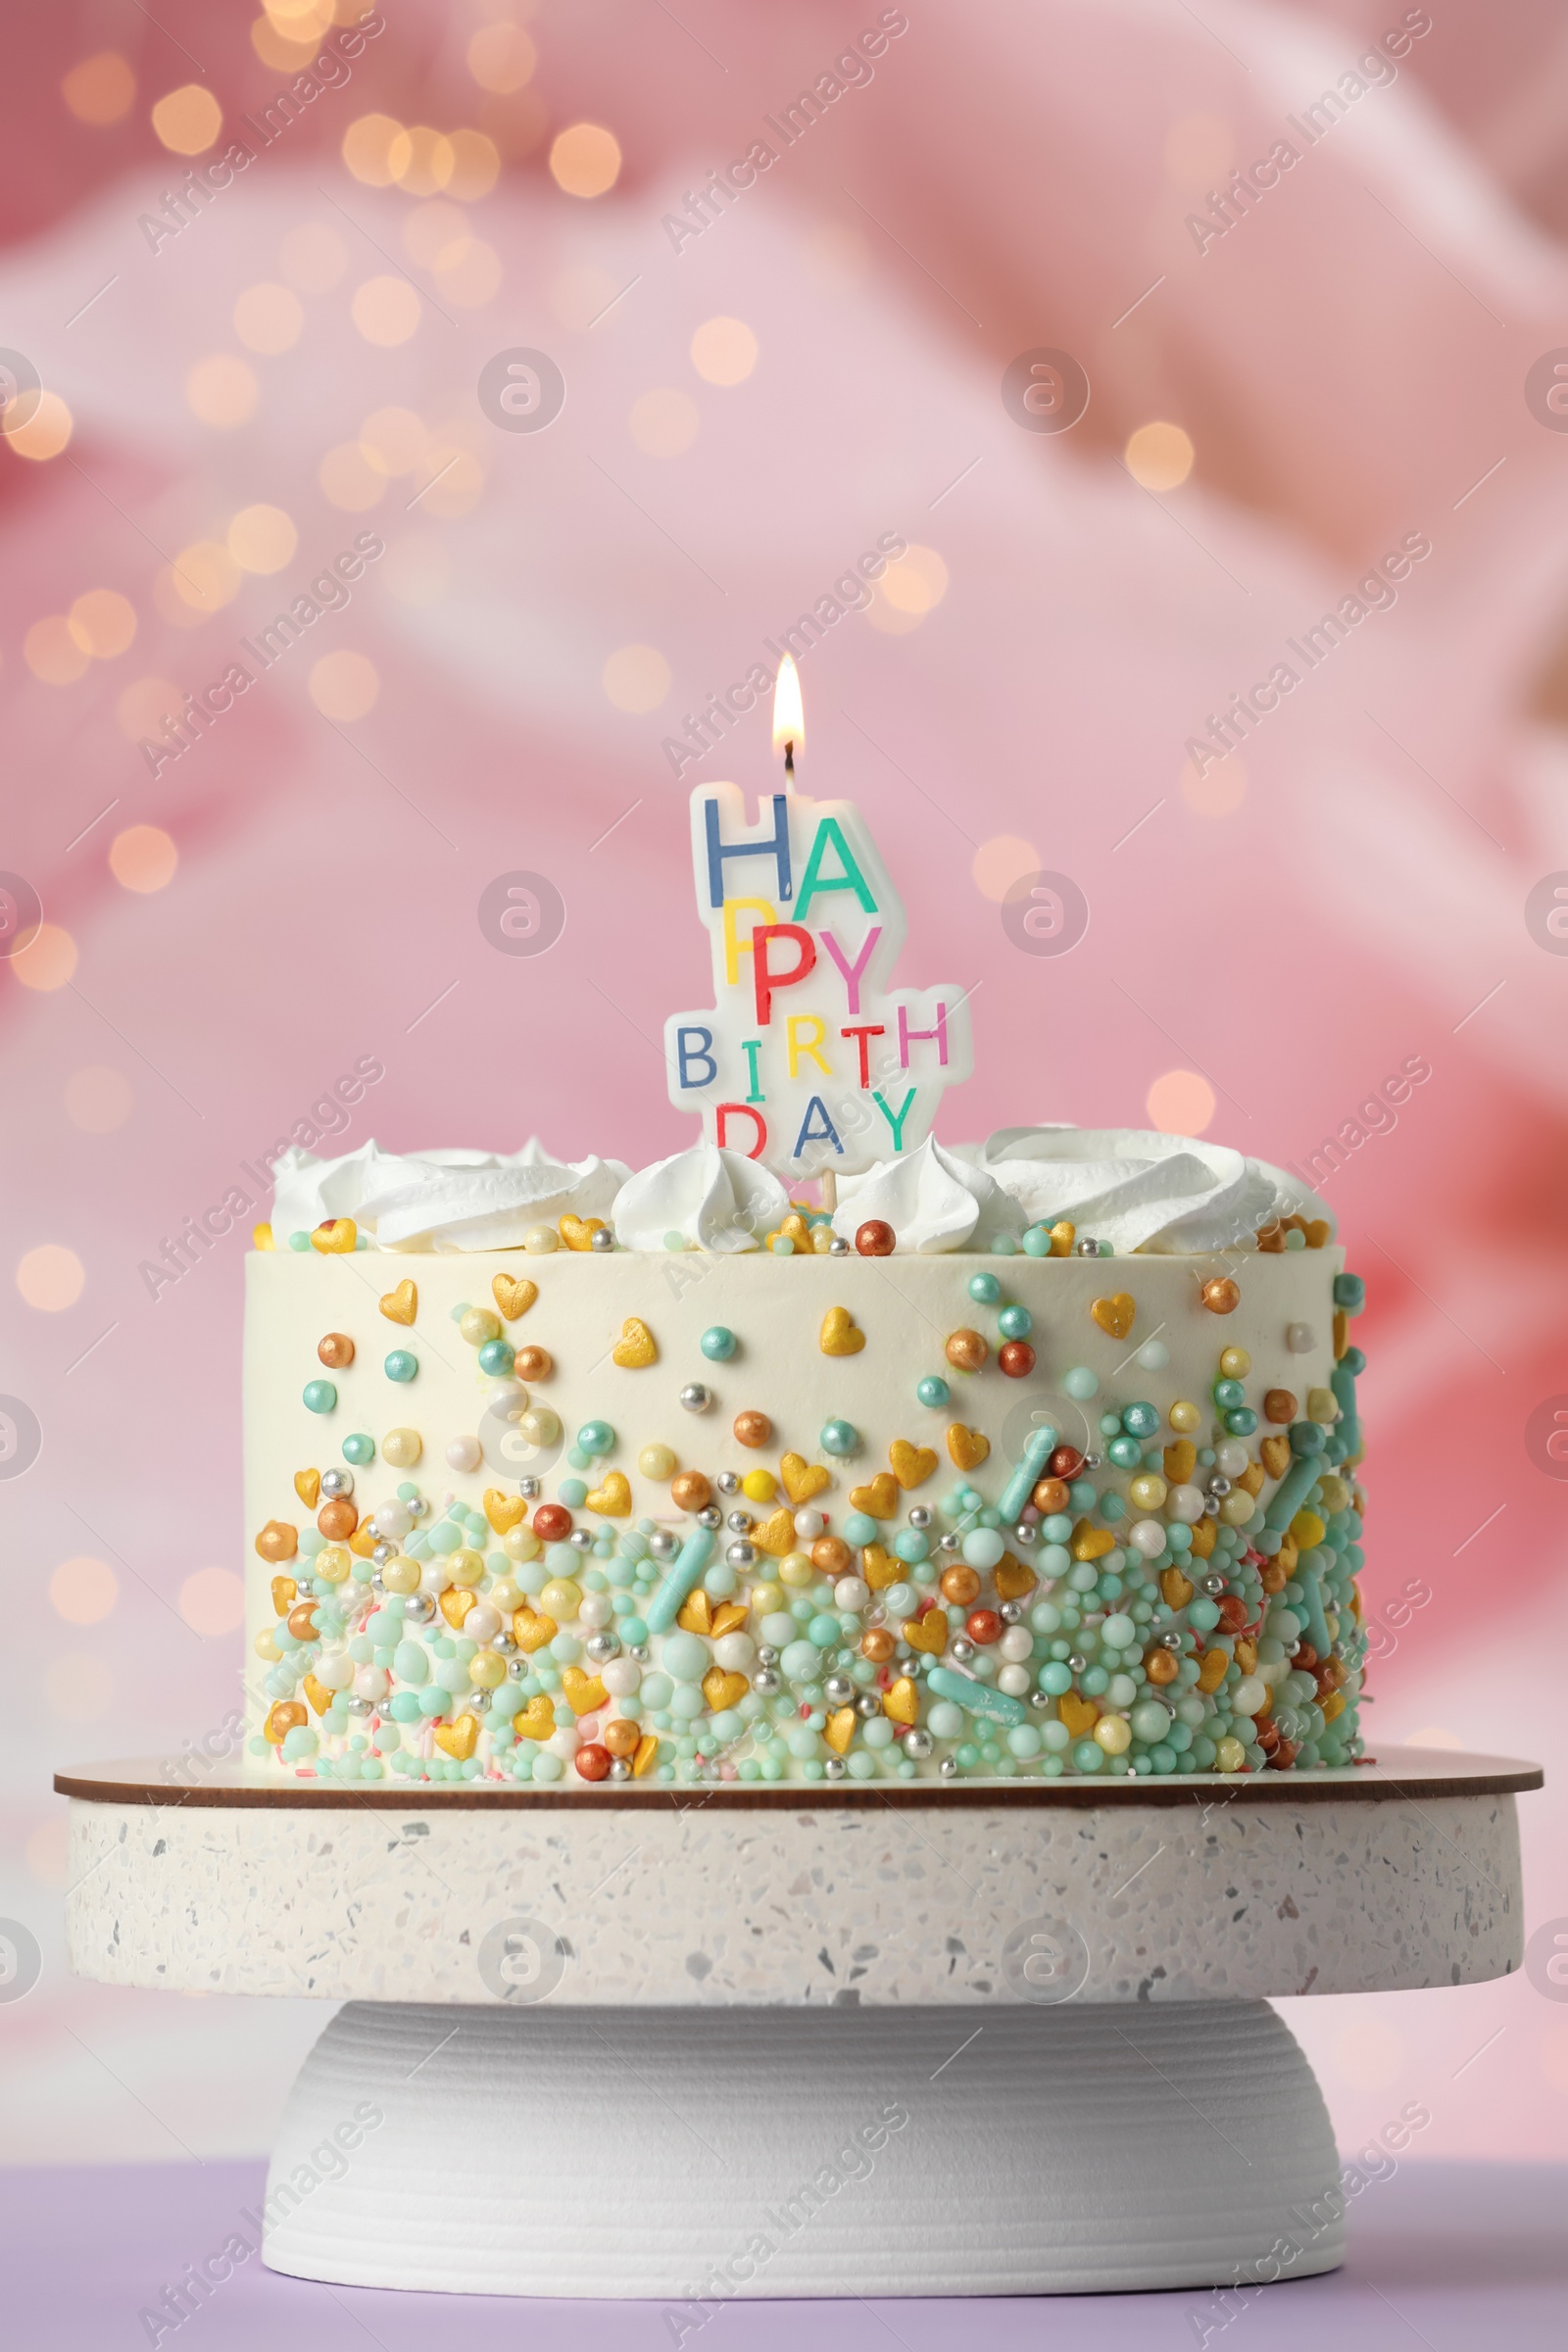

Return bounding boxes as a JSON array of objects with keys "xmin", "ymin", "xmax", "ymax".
[{"xmin": 244, "ymin": 1129, "xmax": 1368, "ymax": 1789}]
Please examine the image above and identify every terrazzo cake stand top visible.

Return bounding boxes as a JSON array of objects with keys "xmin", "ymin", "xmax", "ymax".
[{"xmin": 58, "ymin": 1747, "xmax": 1539, "ymax": 2302}]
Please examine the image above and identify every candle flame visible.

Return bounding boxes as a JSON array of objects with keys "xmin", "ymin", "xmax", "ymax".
[{"xmin": 772, "ymin": 653, "xmax": 804, "ymax": 771}]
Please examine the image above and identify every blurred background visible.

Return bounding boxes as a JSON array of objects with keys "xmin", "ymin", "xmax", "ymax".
[{"xmin": 3, "ymin": 0, "xmax": 1566, "ymax": 2171}]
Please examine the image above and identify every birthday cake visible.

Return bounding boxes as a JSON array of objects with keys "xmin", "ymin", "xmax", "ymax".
[{"xmin": 245, "ymin": 756, "xmax": 1369, "ymax": 1789}]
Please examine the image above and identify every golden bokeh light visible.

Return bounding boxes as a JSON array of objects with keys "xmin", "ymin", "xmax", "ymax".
[
  {"xmin": 68, "ymin": 589, "xmax": 137, "ymax": 660},
  {"xmin": 227, "ymin": 504, "xmax": 298, "ymax": 574},
  {"xmin": 17, "ymin": 1244, "xmax": 85, "ymax": 1311},
  {"xmin": 24, "ymin": 618, "xmax": 91, "ymax": 685},
  {"xmin": 62, "ymin": 52, "xmax": 135, "ymax": 126},
  {"xmin": 5, "ymin": 391, "xmax": 73, "ymax": 462},
  {"xmin": 11, "ymin": 923, "xmax": 77, "ymax": 992},
  {"xmin": 164, "ymin": 541, "xmax": 243, "ymax": 617},
  {"xmin": 433, "ymin": 236, "xmax": 502, "ymax": 307},
  {"xmin": 151, "ymin": 83, "xmax": 222, "ymax": 155},
  {"xmin": 310, "ymin": 650, "xmax": 380, "ymax": 720},
  {"xmin": 392, "ymin": 126, "xmax": 456, "ymax": 197},
  {"xmin": 1181, "ymin": 753, "xmax": 1248, "ymax": 817},
  {"xmin": 63, "ymin": 1065, "xmax": 134, "ymax": 1133},
  {"xmin": 117, "ymin": 677, "xmax": 181, "ymax": 740},
  {"xmin": 359, "ymin": 407, "xmax": 427, "ymax": 475},
  {"xmin": 50, "ymin": 1556, "xmax": 120, "ymax": 1625},
  {"xmin": 1125, "ymin": 420, "xmax": 1195, "ymax": 491},
  {"xmin": 446, "ymin": 127, "xmax": 502, "ymax": 201},
  {"xmin": 233, "ymin": 282, "xmax": 305, "ymax": 355},
  {"xmin": 1146, "ymin": 1068, "xmax": 1216, "ymax": 1136},
  {"xmin": 342, "ymin": 113, "xmax": 407, "ymax": 186},
  {"xmin": 603, "ymin": 644, "xmax": 671, "ymax": 714},
  {"xmin": 186, "ymin": 352, "xmax": 259, "ymax": 428},
  {"xmin": 319, "ymin": 441, "xmax": 386, "ymax": 511},
  {"xmin": 467, "ymin": 23, "xmax": 537, "ymax": 92},
  {"xmin": 351, "ymin": 274, "xmax": 421, "ymax": 345},
  {"xmin": 279, "ymin": 220, "xmax": 348, "ymax": 292},
  {"xmin": 110, "ymin": 824, "xmax": 178, "ymax": 893},
  {"xmin": 868, "ymin": 544, "xmax": 949, "ymax": 632},
  {"xmin": 691, "ymin": 317, "xmax": 758, "ymax": 387},
  {"xmin": 550, "ymin": 122, "xmax": 622, "ymax": 199},
  {"xmin": 971, "ymin": 835, "xmax": 1041, "ymax": 904},
  {"xmin": 179, "ymin": 1566, "xmax": 246, "ymax": 1636},
  {"xmin": 630, "ymin": 387, "xmax": 699, "ymax": 458}
]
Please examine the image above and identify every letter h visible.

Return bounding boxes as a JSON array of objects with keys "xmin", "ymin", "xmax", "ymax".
[{"xmin": 705, "ymin": 794, "xmax": 792, "ymax": 909}]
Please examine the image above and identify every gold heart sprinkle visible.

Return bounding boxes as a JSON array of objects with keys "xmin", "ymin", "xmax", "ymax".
[
  {"xmin": 1090, "ymin": 1292, "xmax": 1135, "ymax": 1341},
  {"xmin": 710, "ymin": 1601, "xmax": 749, "ymax": 1639},
  {"xmin": 270, "ymin": 1576, "xmax": 297, "ymax": 1616},
  {"xmin": 562, "ymin": 1666, "xmax": 608, "ymax": 1716},
  {"xmin": 780, "ymin": 1453, "xmax": 830, "ymax": 1503},
  {"xmin": 632, "ymin": 1733, "xmax": 659, "ymax": 1776},
  {"xmin": 946, "ymin": 1424, "xmax": 990, "ymax": 1471},
  {"xmin": 1057, "ymin": 1691, "xmax": 1099, "ymax": 1739},
  {"xmin": 379, "ymin": 1279, "xmax": 417, "ymax": 1325},
  {"xmin": 849, "ymin": 1472, "xmax": 899, "ymax": 1518},
  {"xmin": 677, "ymin": 1590, "xmax": 714, "ymax": 1636},
  {"xmin": 882, "ymin": 1676, "xmax": 919, "ymax": 1724},
  {"xmin": 903, "ymin": 1605, "xmax": 948, "ymax": 1655},
  {"xmin": 612, "ymin": 1316, "xmax": 658, "ymax": 1369},
  {"xmin": 585, "ymin": 1470, "xmax": 632, "ymax": 1516},
  {"xmin": 862, "ymin": 1544, "xmax": 901, "ymax": 1592},
  {"xmin": 559, "ymin": 1213, "xmax": 604, "ymax": 1251},
  {"xmin": 433, "ymin": 1714, "xmax": 478, "ymax": 1760},
  {"xmin": 1259, "ymin": 1434, "xmax": 1292, "ymax": 1480},
  {"xmin": 483, "ymin": 1488, "xmax": 526, "ymax": 1535},
  {"xmin": 302, "ymin": 1673, "xmax": 332, "ymax": 1717},
  {"xmin": 511, "ymin": 1608, "xmax": 558, "ymax": 1653},
  {"xmin": 311, "ymin": 1218, "xmax": 357, "ymax": 1254},
  {"xmin": 702, "ymin": 1667, "xmax": 748, "ymax": 1713},
  {"xmin": 753, "ymin": 1506, "xmax": 797, "ymax": 1557},
  {"xmin": 1070, "ymin": 1518, "xmax": 1114, "ymax": 1561},
  {"xmin": 995, "ymin": 1553, "xmax": 1037, "ymax": 1602},
  {"xmin": 514, "ymin": 1695, "xmax": 557, "ymax": 1741},
  {"xmin": 819, "ymin": 1305, "xmax": 865, "ymax": 1356},
  {"xmin": 439, "ymin": 1587, "xmax": 476, "ymax": 1629},
  {"xmin": 491, "ymin": 1273, "xmax": 538, "ymax": 1321},
  {"xmin": 293, "ymin": 1468, "xmax": 320, "ymax": 1509},
  {"xmin": 889, "ymin": 1440, "xmax": 937, "ymax": 1491},
  {"xmin": 824, "ymin": 1705, "xmax": 857, "ymax": 1755}
]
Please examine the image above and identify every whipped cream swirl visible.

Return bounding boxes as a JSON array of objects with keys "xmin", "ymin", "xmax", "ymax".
[
  {"xmin": 270, "ymin": 1140, "xmax": 629, "ymax": 1251},
  {"xmin": 831, "ymin": 1136, "xmax": 1027, "ymax": 1253},
  {"xmin": 974, "ymin": 1125, "xmax": 1332, "ymax": 1254},
  {"xmin": 612, "ymin": 1144, "xmax": 788, "ymax": 1253}
]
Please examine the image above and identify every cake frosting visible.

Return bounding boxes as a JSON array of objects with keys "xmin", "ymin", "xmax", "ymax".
[{"xmin": 245, "ymin": 1126, "xmax": 1369, "ymax": 1792}]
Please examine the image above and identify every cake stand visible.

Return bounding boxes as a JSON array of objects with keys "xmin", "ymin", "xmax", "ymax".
[{"xmin": 56, "ymin": 1748, "xmax": 1538, "ymax": 2300}]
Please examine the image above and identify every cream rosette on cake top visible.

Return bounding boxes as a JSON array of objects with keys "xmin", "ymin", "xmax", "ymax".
[
  {"xmin": 270, "ymin": 1140, "xmax": 629, "ymax": 1250},
  {"xmin": 966, "ymin": 1127, "xmax": 1335, "ymax": 1255},
  {"xmin": 611, "ymin": 1143, "xmax": 788, "ymax": 1252}
]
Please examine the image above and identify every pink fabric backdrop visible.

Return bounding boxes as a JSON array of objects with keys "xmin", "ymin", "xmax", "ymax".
[{"xmin": 3, "ymin": 0, "xmax": 1566, "ymax": 2162}]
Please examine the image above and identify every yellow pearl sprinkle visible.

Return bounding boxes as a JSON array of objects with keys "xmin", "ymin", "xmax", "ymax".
[
  {"xmin": 741, "ymin": 1468, "xmax": 778, "ymax": 1502},
  {"xmin": 1168, "ymin": 1398, "xmax": 1201, "ymax": 1433},
  {"xmin": 1218, "ymin": 1346, "xmax": 1251, "ymax": 1379}
]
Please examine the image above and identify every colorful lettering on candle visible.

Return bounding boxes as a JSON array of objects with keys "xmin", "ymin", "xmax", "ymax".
[{"xmin": 664, "ymin": 781, "xmax": 973, "ymax": 1173}]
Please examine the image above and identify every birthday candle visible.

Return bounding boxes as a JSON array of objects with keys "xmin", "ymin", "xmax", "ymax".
[
  {"xmin": 644, "ymin": 1527, "xmax": 716, "ymax": 1635},
  {"xmin": 998, "ymin": 1424, "xmax": 1059, "ymax": 1522}
]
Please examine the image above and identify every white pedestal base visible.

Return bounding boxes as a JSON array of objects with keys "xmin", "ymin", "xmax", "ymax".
[{"xmin": 264, "ymin": 1998, "xmax": 1344, "ymax": 2298}]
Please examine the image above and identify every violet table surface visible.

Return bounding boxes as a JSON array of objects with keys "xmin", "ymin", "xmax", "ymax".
[{"xmin": 2, "ymin": 2162, "xmax": 1564, "ymax": 2349}]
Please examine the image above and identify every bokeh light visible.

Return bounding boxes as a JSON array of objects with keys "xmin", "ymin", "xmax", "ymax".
[
  {"xmin": 233, "ymin": 283, "xmax": 305, "ymax": 355},
  {"xmin": 392, "ymin": 127, "xmax": 456, "ymax": 197},
  {"xmin": 17, "ymin": 1244, "xmax": 85, "ymax": 1311},
  {"xmin": 691, "ymin": 317, "xmax": 759, "ymax": 387},
  {"xmin": 1125, "ymin": 421, "xmax": 1196, "ymax": 491},
  {"xmin": 630, "ymin": 388, "xmax": 699, "ymax": 458},
  {"xmin": 117, "ymin": 677, "xmax": 182, "ymax": 741},
  {"xmin": 151, "ymin": 84, "xmax": 221, "ymax": 155},
  {"xmin": 61, "ymin": 53, "xmax": 135, "ymax": 126},
  {"xmin": 164, "ymin": 541, "xmax": 243, "ymax": 617},
  {"xmin": 310, "ymin": 650, "xmax": 380, "ymax": 719},
  {"xmin": 550, "ymin": 122, "xmax": 622, "ymax": 198},
  {"xmin": 603, "ymin": 644, "xmax": 672, "ymax": 713},
  {"xmin": 24, "ymin": 618, "xmax": 90, "ymax": 685},
  {"xmin": 1181, "ymin": 754, "xmax": 1248, "ymax": 816},
  {"xmin": 63, "ymin": 1065, "xmax": 134, "ymax": 1133},
  {"xmin": 185, "ymin": 353, "xmax": 259, "ymax": 428},
  {"xmin": 178, "ymin": 1567, "xmax": 246, "ymax": 1636},
  {"xmin": 360, "ymin": 407, "xmax": 427, "ymax": 475},
  {"xmin": 445, "ymin": 128, "xmax": 502, "ymax": 202},
  {"xmin": 4, "ymin": 391, "xmax": 73, "ymax": 462},
  {"xmin": 50, "ymin": 1556, "xmax": 119, "ymax": 1625},
  {"xmin": 319, "ymin": 442, "xmax": 386, "ymax": 511},
  {"xmin": 971, "ymin": 835, "xmax": 1041, "ymax": 903},
  {"xmin": 351, "ymin": 275, "xmax": 421, "ymax": 345},
  {"xmin": 227, "ymin": 505, "xmax": 298, "ymax": 574},
  {"xmin": 468, "ymin": 23, "xmax": 537, "ymax": 91},
  {"xmin": 110, "ymin": 824, "xmax": 178, "ymax": 893},
  {"xmin": 869, "ymin": 544, "xmax": 949, "ymax": 632},
  {"xmin": 1146, "ymin": 1068, "xmax": 1216, "ymax": 1135},
  {"xmin": 68, "ymin": 589, "xmax": 136, "ymax": 660},
  {"xmin": 10, "ymin": 923, "xmax": 77, "ymax": 991},
  {"xmin": 342, "ymin": 113, "xmax": 407, "ymax": 186}
]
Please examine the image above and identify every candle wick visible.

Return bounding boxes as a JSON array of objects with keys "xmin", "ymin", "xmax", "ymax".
[{"xmin": 783, "ymin": 740, "xmax": 795, "ymax": 778}]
